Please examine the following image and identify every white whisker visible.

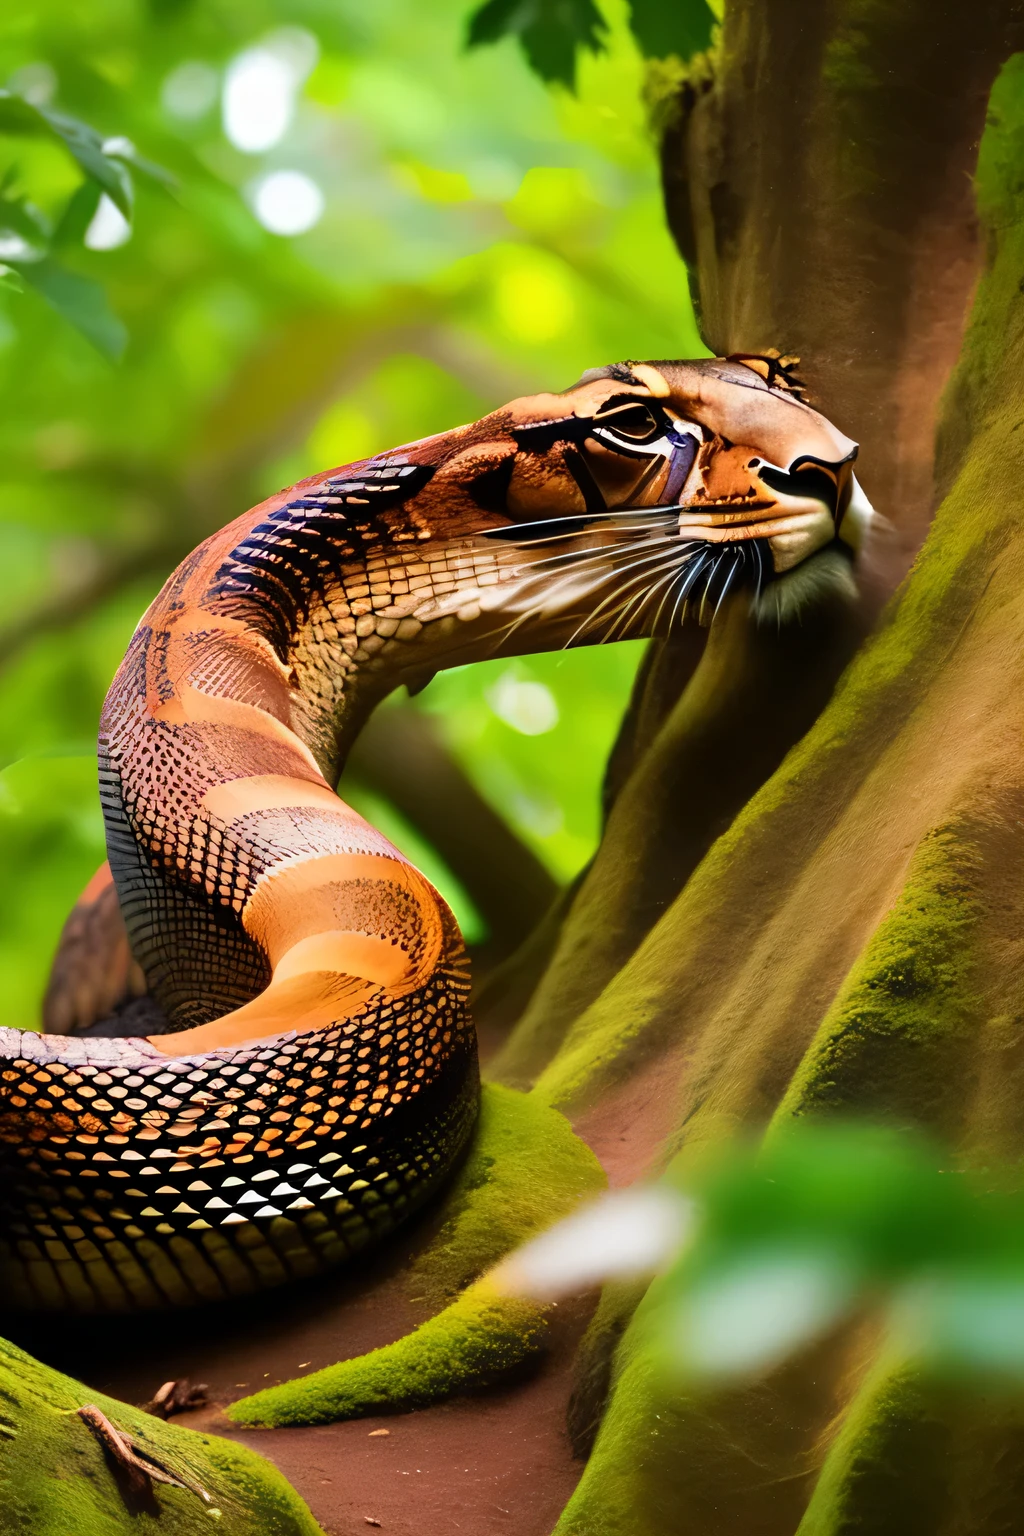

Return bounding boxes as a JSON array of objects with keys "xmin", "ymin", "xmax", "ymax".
[{"xmin": 559, "ymin": 544, "xmax": 692, "ymax": 650}]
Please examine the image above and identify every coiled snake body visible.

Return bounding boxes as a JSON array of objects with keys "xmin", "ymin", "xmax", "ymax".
[{"xmin": 0, "ymin": 359, "xmax": 866, "ymax": 1311}]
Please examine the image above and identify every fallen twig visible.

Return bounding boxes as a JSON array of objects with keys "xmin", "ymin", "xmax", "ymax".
[{"xmin": 78, "ymin": 1405, "xmax": 211, "ymax": 1505}]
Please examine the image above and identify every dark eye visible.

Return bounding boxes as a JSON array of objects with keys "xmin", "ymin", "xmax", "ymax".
[{"xmin": 592, "ymin": 401, "xmax": 663, "ymax": 443}]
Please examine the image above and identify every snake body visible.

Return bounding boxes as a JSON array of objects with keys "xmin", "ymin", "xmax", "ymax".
[{"xmin": 0, "ymin": 358, "xmax": 866, "ymax": 1312}]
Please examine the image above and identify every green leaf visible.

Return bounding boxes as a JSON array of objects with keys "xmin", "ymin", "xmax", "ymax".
[
  {"xmin": 892, "ymin": 1276, "xmax": 1024, "ymax": 1379},
  {"xmin": 15, "ymin": 257, "xmax": 127, "ymax": 358},
  {"xmin": 0, "ymin": 91, "xmax": 132, "ymax": 218},
  {"xmin": 467, "ymin": 0, "xmax": 608, "ymax": 89},
  {"xmin": 665, "ymin": 1247, "xmax": 857, "ymax": 1380},
  {"xmin": 0, "ymin": 190, "xmax": 50, "ymax": 262},
  {"xmin": 52, "ymin": 180, "xmax": 103, "ymax": 249},
  {"xmin": 101, "ymin": 134, "xmax": 177, "ymax": 193},
  {"xmin": 625, "ymin": 0, "xmax": 714, "ymax": 60}
]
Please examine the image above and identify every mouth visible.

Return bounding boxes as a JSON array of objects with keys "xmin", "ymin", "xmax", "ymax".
[{"xmin": 474, "ymin": 472, "xmax": 851, "ymax": 643}]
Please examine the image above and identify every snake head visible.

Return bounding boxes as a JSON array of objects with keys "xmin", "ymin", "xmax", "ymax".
[
  {"xmin": 324, "ymin": 356, "xmax": 873, "ymax": 665},
  {"xmin": 493, "ymin": 357, "xmax": 869, "ymax": 575},
  {"xmin": 380, "ymin": 357, "xmax": 872, "ymax": 641}
]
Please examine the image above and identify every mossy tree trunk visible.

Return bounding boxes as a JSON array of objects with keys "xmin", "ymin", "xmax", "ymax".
[{"xmin": 487, "ymin": 8, "xmax": 1024, "ymax": 1533}]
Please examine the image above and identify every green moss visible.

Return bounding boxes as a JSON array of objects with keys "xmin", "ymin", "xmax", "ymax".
[
  {"xmin": 229, "ymin": 1280, "xmax": 548, "ymax": 1428},
  {"xmin": 566, "ymin": 1277, "xmax": 651, "ymax": 1456},
  {"xmin": 555, "ymin": 1274, "xmax": 839, "ymax": 1536},
  {"xmin": 0, "ymin": 1335, "xmax": 323, "ymax": 1536},
  {"xmin": 796, "ymin": 1364, "xmax": 952, "ymax": 1536},
  {"xmin": 228, "ymin": 1084, "xmax": 605, "ymax": 1427},
  {"xmin": 796, "ymin": 1361, "xmax": 1024, "ymax": 1536},
  {"xmin": 544, "ymin": 55, "xmax": 1024, "ymax": 1528},
  {"xmin": 770, "ymin": 823, "xmax": 985, "ymax": 1134},
  {"xmin": 410, "ymin": 1081, "xmax": 606, "ymax": 1304}
]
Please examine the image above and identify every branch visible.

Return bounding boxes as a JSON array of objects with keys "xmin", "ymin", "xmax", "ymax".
[
  {"xmin": 342, "ymin": 703, "xmax": 559, "ymax": 969},
  {"xmin": 0, "ymin": 539, "xmax": 175, "ymax": 674}
]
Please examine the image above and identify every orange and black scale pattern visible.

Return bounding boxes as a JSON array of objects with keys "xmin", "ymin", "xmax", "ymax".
[{"xmin": 0, "ymin": 359, "xmax": 864, "ymax": 1311}]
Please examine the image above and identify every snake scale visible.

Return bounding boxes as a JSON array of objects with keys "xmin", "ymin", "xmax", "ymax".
[{"xmin": 0, "ymin": 357, "xmax": 866, "ymax": 1312}]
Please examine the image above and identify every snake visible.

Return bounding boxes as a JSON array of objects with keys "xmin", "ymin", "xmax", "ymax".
[{"xmin": 0, "ymin": 357, "xmax": 868, "ymax": 1313}]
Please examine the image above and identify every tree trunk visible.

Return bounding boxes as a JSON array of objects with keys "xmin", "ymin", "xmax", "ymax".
[{"xmin": 488, "ymin": 8, "xmax": 1024, "ymax": 1533}]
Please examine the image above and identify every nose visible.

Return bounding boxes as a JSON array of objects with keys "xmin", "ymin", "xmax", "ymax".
[{"xmin": 748, "ymin": 453, "xmax": 856, "ymax": 523}]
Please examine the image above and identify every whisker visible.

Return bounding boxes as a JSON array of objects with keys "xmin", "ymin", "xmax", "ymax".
[
  {"xmin": 512, "ymin": 531, "xmax": 681, "ymax": 574},
  {"xmin": 604, "ymin": 582, "xmax": 662, "ymax": 644},
  {"xmin": 478, "ymin": 503, "xmax": 690, "ymax": 543},
  {"xmin": 600, "ymin": 555, "xmax": 690, "ymax": 645},
  {"xmin": 649, "ymin": 562, "xmax": 688, "ymax": 641},
  {"xmin": 559, "ymin": 543, "xmax": 697, "ymax": 650},
  {"xmin": 509, "ymin": 529, "xmax": 680, "ymax": 580},
  {"xmin": 711, "ymin": 546, "xmax": 743, "ymax": 623},
  {"xmin": 644, "ymin": 568, "xmax": 688, "ymax": 640},
  {"xmin": 669, "ymin": 551, "xmax": 709, "ymax": 632},
  {"xmin": 755, "ymin": 539, "xmax": 767, "ymax": 597},
  {"xmin": 698, "ymin": 552, "xmax": 725, "ymax": 626},
  {"xmin": 509, "ymin": 543, "xmax": 684, "ymax": 632}
]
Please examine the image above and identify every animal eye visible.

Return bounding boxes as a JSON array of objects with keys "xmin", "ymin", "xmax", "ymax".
[{"xmin": 592, "ymin": 401, "xmax": 663, "ymax": 443}]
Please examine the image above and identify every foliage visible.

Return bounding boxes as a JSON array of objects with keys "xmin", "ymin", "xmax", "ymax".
[
  {"xmin": 661, "ymin": 1124, "xmax": 1024, "ymax": 1385},
  {"xmin": 508, "ymin": 1121, "xmax": 1024, "ymax": 1387},
  {"xmin": 0, "ymin": 0, "xmax": 704, "ymax": 1030},
  {"xmin": 467, "ymin": 0, "xmax": 715, "ymax": 89},
  {"xmin": 0, "ymin": 85, "xmax": 171, "ymax": 356}
]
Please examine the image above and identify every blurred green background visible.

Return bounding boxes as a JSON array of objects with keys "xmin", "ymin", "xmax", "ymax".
[{"xmin": 0, "ymin": 0, "xmax": 704, "ymax": 1028}]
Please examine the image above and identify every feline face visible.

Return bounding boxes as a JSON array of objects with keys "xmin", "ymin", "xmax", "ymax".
[
  {"xmin": 494, "ymin": 357, "xmax": 865, "ymax": 573},
  {"xmin": 367, "ymin": 356, "xmax": 870, "ymax": 655}
]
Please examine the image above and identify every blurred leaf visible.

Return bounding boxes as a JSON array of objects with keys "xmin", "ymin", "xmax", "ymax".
[
  {"xmin": 466, "ymin": 0, "xmax": 715, "ymax": 86},
  {"xmin": 467, "ymin": 0, "xmax": 608, "ymax": 88},
  {"xmin": 674, "ymin": 1123, "xmax": 989, "ymax": 1281},
  {"xmin": 51, "ymin": 179, "xmax": 103, "ymax": 249},
  {"xmin": 0, "ymin": 91, "xmax": 134, "ymax": 217},
  {"xmin": 16, "ymin": 258, "xmax": 127, "ymax": 358},
  {"xmin": 625, "ymin": 0, "xmax": 714, "ymax": 60},
  {"xmin": 101, "ymin": 134, "xmax": 178, "ymax": 194},
  {"xmin": 0, "ymin": 189, "xmax": 49, "ymax": 261},
  {"xmin": 667, "ymin": 1247, "xmax": 857, "ymax": 1380},
  {"xmin": 895, "ymin": 1276, "xmax": 1024, "ymax": 1378}
]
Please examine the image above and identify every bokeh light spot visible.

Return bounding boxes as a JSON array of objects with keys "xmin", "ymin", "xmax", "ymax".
[
  {"xmin": 222, "ymin": 29, "xmax": 319, "ymax": 154},
  {"xmin": 161, "ymin": 60, "xmax": 219, "ymax": 121},
  {"xmin": 252, "ymin": 171, "xmax": 325, "ymax": 236},
  {"xmin": 487, "ymin": 672, "xmax": 560, "ymax": 735},
  {"xmin": 85, "ymin": 195, "xmax": 131, "ymax": 251}
]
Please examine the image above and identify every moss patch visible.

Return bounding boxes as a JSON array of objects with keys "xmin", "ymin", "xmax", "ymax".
[
  {"xmin": 229, "ymin": 1279, "xmax": 548, "ymax": 1428},
  {"xmin": 410, "ymin": 1080, "xmax": 606, "ymax": 1305},
  {"xmin": 229, "ymin": 1083, "xmax": 605, "ymax": 1427},
  {"xmin": 542, "ymin": 51, "xmax": 1024, "ymax": 1531},
  {"xmin": 770, "ymin": 821, "xmax": 986, "ymax": 1136},
  {"xmin": 0, "ymin": 1335, "xmax": 323, "ymax": 1536}
]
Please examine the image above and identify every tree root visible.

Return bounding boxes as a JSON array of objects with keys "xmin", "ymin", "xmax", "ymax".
[{"xmin": 229, "ymin": 1082, "xmax": 605, "ymax": 1428}]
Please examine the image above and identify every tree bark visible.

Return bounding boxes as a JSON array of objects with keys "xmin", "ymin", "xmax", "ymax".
[
  {"xmin": 488, "ymin": 8, "xmax": 1024, "ymax": 1533},
  {"xmin": 663, "ymin": 0, "xmax": 1022, "ymax": 588}
]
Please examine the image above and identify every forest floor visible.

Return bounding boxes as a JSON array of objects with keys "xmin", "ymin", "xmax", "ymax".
[{"xmin": 0, "ymin": 1035, "xmax": 686, "ymax": 1535}]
